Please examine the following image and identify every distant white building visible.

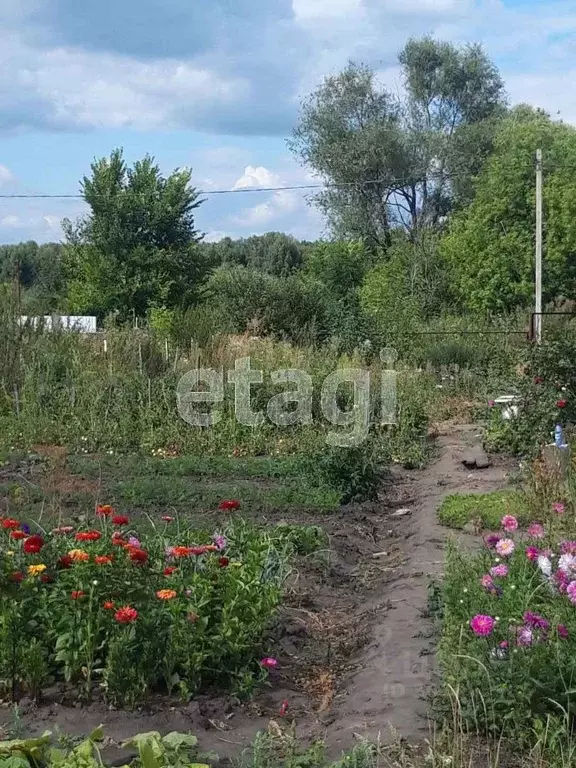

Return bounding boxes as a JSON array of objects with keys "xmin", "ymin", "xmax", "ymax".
[{"xmin": 19, "ymin": 315, "xmax": 98, "ymax": 333}]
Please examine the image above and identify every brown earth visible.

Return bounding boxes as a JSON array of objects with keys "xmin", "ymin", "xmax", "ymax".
[{"xmin": 0, "ymin": 426, "xmax": 517, "ymax": 760}]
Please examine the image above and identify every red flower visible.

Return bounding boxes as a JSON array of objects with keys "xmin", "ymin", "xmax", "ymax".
[
  {"xmin": 10, "ymin": 571, "xmax": 25, "ymax": 583},
  {"xmin": 2, "ymin": 519, "xmax": 20, "ymax": 530},
  {"xmin": 219, "ymin": 499, "xmax": 240, "ymax": 511},
  {"xmin": 94, "ymin": 555, "xmax": 113, "ymax": 565},
  {"xmin": 10, "ymin": 531, "xmax": 26, "ymax": 540},
  {"xmin": 112, "ymin": 515, "xmax": 129, "ymax": 526},
  {"xmin": 115, "ymin": 606, "xmax": 138, "ymax": 623},
  {"xmin": 534, "ymin": 376, "xmax": 544, "ymax": 384},
  {"xmin": 279, "ymin": 700, "xmax": 289, "ymax": 717},
  {"xmin": 111, "ymin": 534, "xmax": 126, "ymax": 546},
  {"xmin": 164, "ymin": 566, "xmax": 177, "ymax": 576},
  {"xmin": 162, "ymin": 515, "xmax": 174, "ymax": 522},
  {"xmin": 23, "ymin": 535, "xmax": 45, "ymax": 554},
  {"xmin": 190, "ymin": 546, "xmax": 210, "ymax": 556},
  {"xmin": 40, "ymin": 574, "xmax": 54, "ymax": 584},
  {"xmin": 58, "ymin": 554, "xmax": 73, "ymax": 569},
  {"xmin": 96, "ymin": 504, "xmax": 114, "ymax": 517},
  {"xmin": 129, "ymin": 548, "xmax": 148, "ymax": 564},
  {"xmin": 172, "ymin": 546, "xmax": 193, "ymax": 558},
  {"xmin": 103, "ymin": 600, "xmax": 115, "ymax": 610},
  {"xmin": 557, "ymin": 399, "xmax": 568, "ymax": 408},
  {"xmin": 75, "ymin": 531, "xmax": 102, "ymax": 542},
  {"xmin": 218, "ymin": 556, "xmax": 230, "ymax": 568},
  {"xmin": 71, "ymin": 590, "xmax": 85, "ymax": 600}
]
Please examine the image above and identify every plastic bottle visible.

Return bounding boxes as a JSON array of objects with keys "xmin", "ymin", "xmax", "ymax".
[{"xmin": 555, "ymin": 424, "xmax": 567, "ymax": 448}]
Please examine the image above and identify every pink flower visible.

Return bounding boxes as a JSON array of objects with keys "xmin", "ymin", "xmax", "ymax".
[
  {"xmin": 496, "ymin": 538, "xmax": 515, "ymax": 557},
  {"xmin": 261, "ymin": 657, "xmax": 278, "ymax": 669},
  {"xmin": 561, "ymin": 541, "xmax": 576, "ymax": 555},
  {"xmin": 523, "ymin": 611, "xmax": 549, "ymax": 630},
  {"xmin": 488, "ymin": 400, "xmax": 495, "ymax": 407},
  {"xmin": 470, "ymin": 614, "xmax": 495, "ymax": 637},
  {"xmin": 526, "ymin": 546, "xmax": 540, "ymax": 561},
  {"xmin": 490, "ymin": 564, "xmax": 509, "ymax": 578},
  {"xmin": 558, "ymin": 554, "xmax": 576, "ymax": 574},
  {"xmin": 481, "ymin": 574, "xmax": 494, "ymax": 589},
  {"xmin": 128, "ymin": 536, "xmax": 141, "ymax": 548},
  {"xmin": 516, "ymin": 626, "xmax": 533, "ymax": 646},
  {"xmin": 485, "ymin": 534, "xmax": 501, "ymax": 550},
  {"xmin": 501, "ymin": 514, "xmax": 518, "ymax": 532},
  {"xmin": 567, "ymin": 581, "xmax": 576, "ymax": 605},
  {"xmin": 527, "ymin": 523, "xmax": 545, "ymax": 539},
  {"xmin": 499, "ymin": 640, "xmax": 509, "ymax": 648},
  {"xmin": 553, "ymin": 502, "xmax": 566, "ymax": 515},
  {"xmin": 554, "ymin": 569, "xmax": 570, "ymax": 593}
]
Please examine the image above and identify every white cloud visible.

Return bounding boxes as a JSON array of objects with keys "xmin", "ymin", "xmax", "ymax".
[
  {"xmin": 292, "ymin": 0, "xmax": 362, "ymax": 22},
  {"xmin": 233, "ymin": 165, "xmax": 281, "ymax": 190},
  {"xmin": 0, "ymin": 164, "xmax": 14, "ymax": 187}
]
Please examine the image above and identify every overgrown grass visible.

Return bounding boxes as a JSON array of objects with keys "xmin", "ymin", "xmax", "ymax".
[{"xmin": 437, "ymin": 490, "xmax": 529, "ymax": 530}]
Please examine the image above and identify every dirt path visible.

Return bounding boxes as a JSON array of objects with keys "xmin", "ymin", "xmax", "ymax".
[
  {"xmin": 0, "ymin": 426, "xmax": 516, "ymax": 760},
  {"xmin": 324, "ymin": 424, "xmax": 514, "ymax": 750}
]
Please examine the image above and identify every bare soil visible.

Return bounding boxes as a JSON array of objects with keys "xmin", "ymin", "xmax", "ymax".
[{"xmin": 0, "ymin": 426, "xmax": 517, "ymax": 760}]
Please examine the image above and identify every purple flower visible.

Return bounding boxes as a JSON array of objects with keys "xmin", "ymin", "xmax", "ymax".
[
  {"xmin": 527, "ymin": 523, "xmax": 545, "ymax": 539},
  {"xmin": 470, "ymin": 615, "xmax": 495, "ymax": 636},
  {"xmin": 567, "ymin": 581, "xmax": 576, "ymax": 605},
  {"xmin": 516, "ymin": 626, "xmax": 534, "ymax": 647},
  {"xmin": 523, "ymin": 611, "xmax": 550, "ymax": 631},
  {"xmin": 526, "ymin": 546, "xmax": 540, "ymax": 561},
  {"xmin": 561, "ymin": 541, "xmax": 576, "ymax": 555},
  {"xmin": 128, "ymin": 536, "xmax": 141, "ymax": 548},
  {"xmin": 213, "ymin": 534, "xmax": 227, "ymax": 551},
  {"xmin": 490, "ymin": 564, "xmax": 509, "ymax": 578},
  {"xmin": 485, "ymin": 534, "xmax": 501, "ymax": 550},
  {"xmin": 481, "ymin": 574, "xmax": 494, "ymax": 590},
  {"xmin": 21, "ymin": 523, "xmax": 31, "ymax": 535}
]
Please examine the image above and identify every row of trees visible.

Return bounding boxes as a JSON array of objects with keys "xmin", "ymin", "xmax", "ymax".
[{"xmin": 3, "ymin": 36, "xmax": 576, "ymax": 342}]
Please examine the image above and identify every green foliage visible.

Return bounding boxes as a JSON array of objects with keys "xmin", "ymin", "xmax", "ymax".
[
  {"xmin": 62, "ymin": 149, "xmax": 206, "ymax": 320},
  {"xmin": 0, "ymin": 242, "xmax": 64, "ymax": 314},
  {"xmin": 290, "ymin": 39, "xmax": 506, "ymax": 247},
  {"xmin": 442, "ymin": 107, "xmax": 576, "ymax": 313},
  {"xmin": 437, "ymin": 490, "xmax": 528, "ymax": 529},
  {"xmin": 304, "ymin": 241, "xmax": 371, "ymax": 300}
]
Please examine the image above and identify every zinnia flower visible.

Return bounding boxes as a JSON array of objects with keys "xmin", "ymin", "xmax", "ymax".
[
  {"xmin": 51, "ymin": 526, "xmax": 74, "ymax": 535},
  {"xmin": 75, "ymin": 531, "xmax": 101, "ymax": 542},
  {"xmin": 260, "ymin": 657, "xmax": 278, "ymax": 669},
  {"xmin": 490, "ymin": 564, "xmax": 509, "ymax": 578},
  {"xmin": 172, "ymin": 546, "xmax": 193, "ymax": 558},
  {"xmin": 526, "ymin": 546, "xmax": 540, "ymax": 561},
  {"xmin": 164, "ymin": 566, "xmax": 177, "ymax": 576},
  {"xmin": 213, "ymin": 534, "xmax": 227, "ymax": 551},
  {"xmin": 219, "ymin": 499, "xmax": 240, "ymax": 511},
  {"xmin": 495, "ymin": 538, "xmax": 515, "ymax": 557},
  {"xmin": 58, "ymin": 555, "xmax": 73, "ymax": 569},
  {"xmin": 218, "ymin": 556, "xmax": 230, "ymax": 568},
  {"xmin": 23, "ymin": 534, "xmax": 45, "ymax": 554},
  {"xmin": 156, "ymin": 589, "xmax": 177, "ymax": 600},
  {"xmin": 279, "ymin": 700, "xmax": 289, "ymax": 717},
  {"xmin": 128, "ymin": 536, "xmax": 140, "ymax": 548},
  {"xmin": 2, "ymin": 519, "xmax": 20, "ymax": 530},
  {"xmin": 501, "ymin": 515, "xmax": 518, "ymax": 532},
  {"xmin": 94, "ymin": 555, "xmax": 113, "ymax": 566},
  {"xmin": 27, "ymin": 564, "xmax": 47, "ymax": 576},
  {"xmin": 10, "ymin": 571, "xmax": 25, "ymax": 583},
  {"xmin": 129, "ymin": 548, "xmax": 148, "ymax": 563},
  {"xmin": 68, "ymin": 549, "xmax": 90, "ymax": 563},
  {"xmin": 10, "ymin": 531, "xmax": 26, "ymax": 540},
  {"xmin": 96, "ymin": 505, "xmax": 114, "ymax": 517},
  {"xmin": 567, "ymin": 581, "xmax": 576, "ymax": 605},
  {"xmin": 557, "ymin": 624, "xmax": 569, "ymax": 639},
  {"xmin": 553, "ymin": 502, "xmax": 566, "ymax": 515},
  {"xmin": 556, "ymin": 400, "xmax": 568, "ymax": 408},
  {"xmin": 40, "ymin": 573, "xmax": 54, "ymax": 584},
  {"xmin": 527, "ymin": 523, "xmax": 545, "ymax": 539},
  {"xmin": 470, "ymin": 614, "xmax": 495, "ymax": 637},
  {"xmin": 162, "ymin": 516, "xmax": 174, "ymax": 523},
  {"xmin": 71, "ymin": 590, "xmax": 85, "ymax": 600},
  {"xmin": 103, "ymin": 600, "xmax": 115, "ymax": 610},
  {"xmin": 115, "ymin": 606, "xmax": 138, "ymax": 623},
  {"xmin": 112, "ymin": 515, "xmax": 129, "ymax": 526}
]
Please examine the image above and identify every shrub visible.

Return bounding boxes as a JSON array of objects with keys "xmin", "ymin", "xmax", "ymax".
[{"xmin": 0, "ymin": 510, "xmax": 313, "ymax": 706}]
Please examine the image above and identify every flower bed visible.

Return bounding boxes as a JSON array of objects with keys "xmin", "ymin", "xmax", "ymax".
[
  {"xmin": 0, "ymin": 503, "xmax": 307, "ymax": 706},
  {"xmin": 439, "ymin": 505, "xmax": 576, "ymax": 739}
]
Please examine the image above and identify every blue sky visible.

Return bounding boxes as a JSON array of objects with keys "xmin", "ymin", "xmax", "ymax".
[{"xmin": 0, "ymin": 0, "xmax": 575, "ymax": 244}]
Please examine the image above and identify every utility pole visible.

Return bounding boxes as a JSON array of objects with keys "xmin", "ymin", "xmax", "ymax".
[{"xmin": 535, "ymin": 148, "xmax": 543, "ymax": 344}]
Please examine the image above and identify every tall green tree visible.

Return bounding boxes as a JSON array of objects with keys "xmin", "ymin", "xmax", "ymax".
[
  {"xmin": 63, "ymin": 149, "xmax": 206, "ymax": 319},
  {"xmin": 201, "ymin": 232, "xmax": 308, "ymax": 276},
  {"xmin": 289, "ymin": 38, "xmax": 506, "ymax": 247},
  {"xmin": 441, "ymin": 107, "xmax": 576, "ymax": 313}
]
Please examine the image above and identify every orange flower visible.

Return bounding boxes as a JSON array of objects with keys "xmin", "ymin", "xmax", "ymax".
[
  {"xmin": 96, "ymin": 504, "xmax": 114, "ymax": 517},
  {"xmin": 156, "ymin": 589, "xmax": 177, "ymax": 600},
  {"xmin": 94, "ymin": 555, "xmax": 113, "ymax": 566},
  {"xmin": 75, "ymin": 531, "xmax": 101, "ymax": 542},
  {"xmin": 68, "ymin": 549, "xmax": 90, "ymax": 563},
  {"xmin": 172, "ymin": 546, "xmax": 193, "ymax": 558}
]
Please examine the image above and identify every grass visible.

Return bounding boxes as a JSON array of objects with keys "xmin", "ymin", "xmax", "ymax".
[{"xmin": 437, "ymin": 490, "xmax": 529, "ymax": 530}]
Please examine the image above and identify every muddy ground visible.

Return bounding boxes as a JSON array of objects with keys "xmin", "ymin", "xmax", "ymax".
[{"xmin": 0, "ymin": 426, "xmax": 517, "ymax": 760}]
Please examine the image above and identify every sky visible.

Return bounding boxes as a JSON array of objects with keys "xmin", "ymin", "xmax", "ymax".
[{"xmin": 0, "ymin": 0, "xmax": 576, "ymax": 245}]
